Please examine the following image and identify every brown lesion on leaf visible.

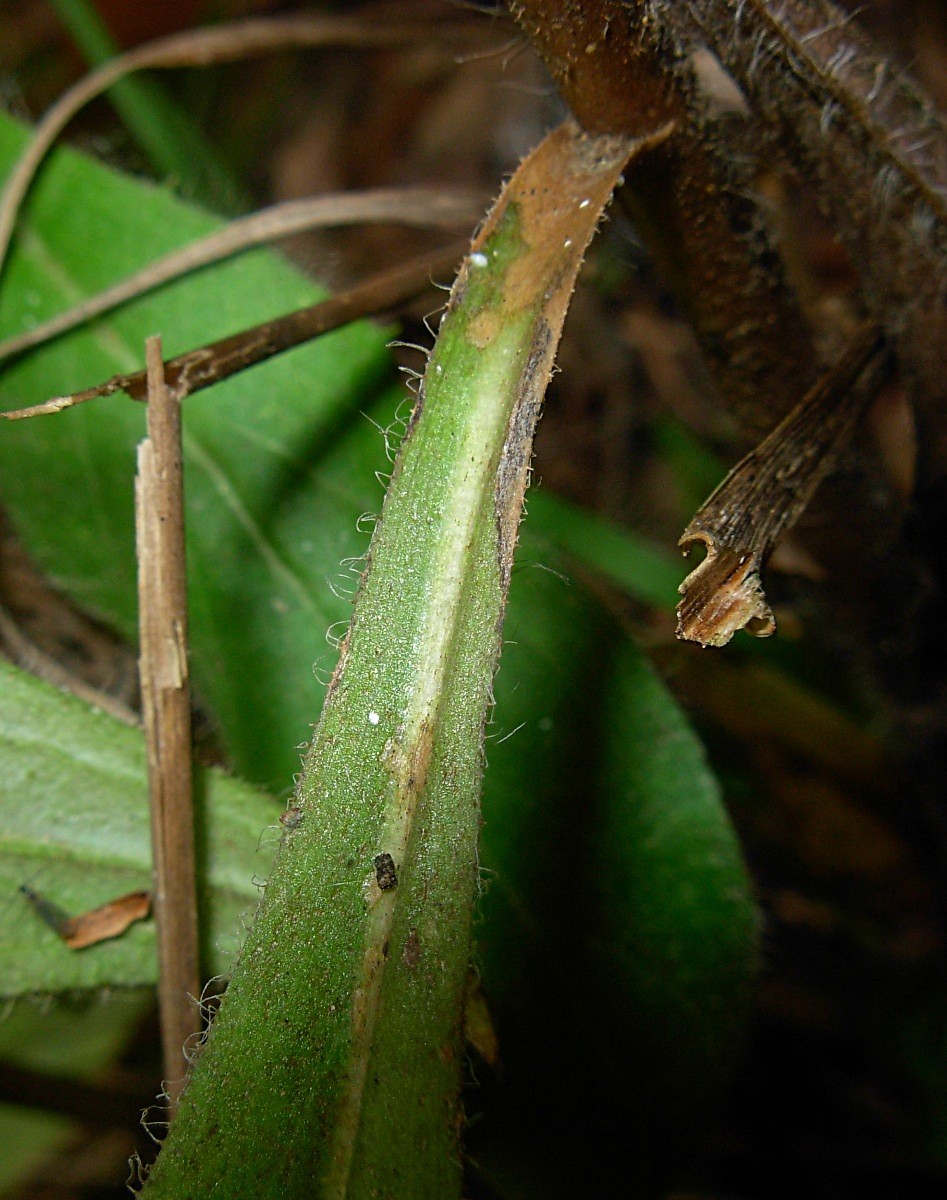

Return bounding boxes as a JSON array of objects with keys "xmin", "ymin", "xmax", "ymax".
[
  {"xmin": 495, "ymin": 322, "xmax": 552, "ymax": 593},
  {"xmin": 402, "ymin": 927, "xmax": 421, "ymax": 969},
  {"xmin": 464, "ymin": 119, "xmax": 670, "ymax": 328},
  {"xmin": 407, "ymin": 715, "xmax": 434, "ymax": 798},
  {"xmin": 677, "ymin": 325, "xmax": 890, "ymax": 647}
]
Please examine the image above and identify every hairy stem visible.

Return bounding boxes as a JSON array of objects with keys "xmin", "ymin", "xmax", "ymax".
[{"xmin": 140, "ymin": 118, "xmax": 656, "ymax": 1199}]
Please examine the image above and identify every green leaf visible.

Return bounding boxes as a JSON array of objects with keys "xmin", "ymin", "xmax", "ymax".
[
  {"xmin": 588, "ymin": 636, "xmax": 758, "ymax": 1105},
  {"xmin": 526, "ymin": 488, "xmax": 683, "ymax": 611},
  {"xmin": 0, "ymin": 658, "xmax": 277, "ymax": 998},
  {"xmin": 0, "ymin": 110, "xmax": 396, "ymax": 792}
]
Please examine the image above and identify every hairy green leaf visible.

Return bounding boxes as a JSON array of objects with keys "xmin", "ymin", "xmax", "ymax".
[{"xmin": 0, "ymin": 107, "xmax": 758, "ymax": 1193}]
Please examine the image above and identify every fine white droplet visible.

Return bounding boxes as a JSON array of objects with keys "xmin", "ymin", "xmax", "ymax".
[
  {"xmin": 578, "ymin": 198, "xmax": 590, "ymax": 209},
  {"xmin": 368, "ymin": 711, "xmax": 380, "ymax": 725},
  {"xmin": 470, "ymin": 252, "xmax": 488, "ymax": 268}
]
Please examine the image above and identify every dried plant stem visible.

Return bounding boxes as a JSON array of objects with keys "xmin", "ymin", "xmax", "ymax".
[
  {"xmin": 1, "ymin": 242, "xmax": 465, "ymax": 421},
  {"xmin": 0, "ymin": 12, "xmax": 482, "ymax": 284},
  {"xmin": 677, "ymin": 325, "xmax": 889, "ymax": 647},
  {"xmin": 0, "ymin": 189, "xmax": 480, "ymax": 364},
  {"xmin": 136, "ymin": 336, "xmax": 200, "ymax": 1110}
]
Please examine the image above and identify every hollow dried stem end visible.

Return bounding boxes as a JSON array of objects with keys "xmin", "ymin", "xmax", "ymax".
[
  {"xmin": 676, "ymin": 326, "xmax": 889, "ymax": 648},
  {"xmin": 677, "ymin": 534, "xmax": 775, "ymax": 648}
]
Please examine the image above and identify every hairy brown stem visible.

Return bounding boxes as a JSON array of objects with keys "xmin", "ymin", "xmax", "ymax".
[
  {"xmin": 136, "ymin": 337, "xmax": 200, "ymax": 1111},
  {"xmin": 510, "ymin": 0, "xmax": 821, "ymax": 433},
  {"xmin": 662, "ymin": 0, "xmax": 947, "ymax": 477}
]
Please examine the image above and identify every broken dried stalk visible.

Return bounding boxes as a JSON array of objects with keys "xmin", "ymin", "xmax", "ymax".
[
  {"xmin": 0, "ymin": 189, "xmax": 479, "ymax": 364},
  {"xmin": 677, "ymin": 325, "xmax": 888, "ymax": 647},
  {"xmin": 0, "ymin": 242, "xmax": 465, "ymax": 420},
  {"xmin": 136, "ymin": 336, "xmax": 200, "ymax": 1110},
  {"xmin": 0, "ymin": 12, "xmax": 483, "ymax": 285}
]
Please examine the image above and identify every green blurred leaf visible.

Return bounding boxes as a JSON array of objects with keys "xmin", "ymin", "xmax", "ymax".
[
  {"xmin": 475, "ymin": 559, "xmax": 757, "ymax": 1190},
  {"xmin": 526, "ymin": 488, "xmax": 682, "ymax": 611},
  {"xmin": 652, "ymin": 411, "xmax": 728, "ymax": 516},
  {"xmin": 0, "ymin": 659, "xmax": 277, "ymax": 998},
  {"xmin": 0, "ymin": 1103, "xmax": 72, "ymax": 1197},
  {"xmin": 0, "ymin": 110, "xmax": 396, "ymax": 792},
  {"xmin": 589, "ymin": 636, "xmax": 758, "ymax": 1100}
]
